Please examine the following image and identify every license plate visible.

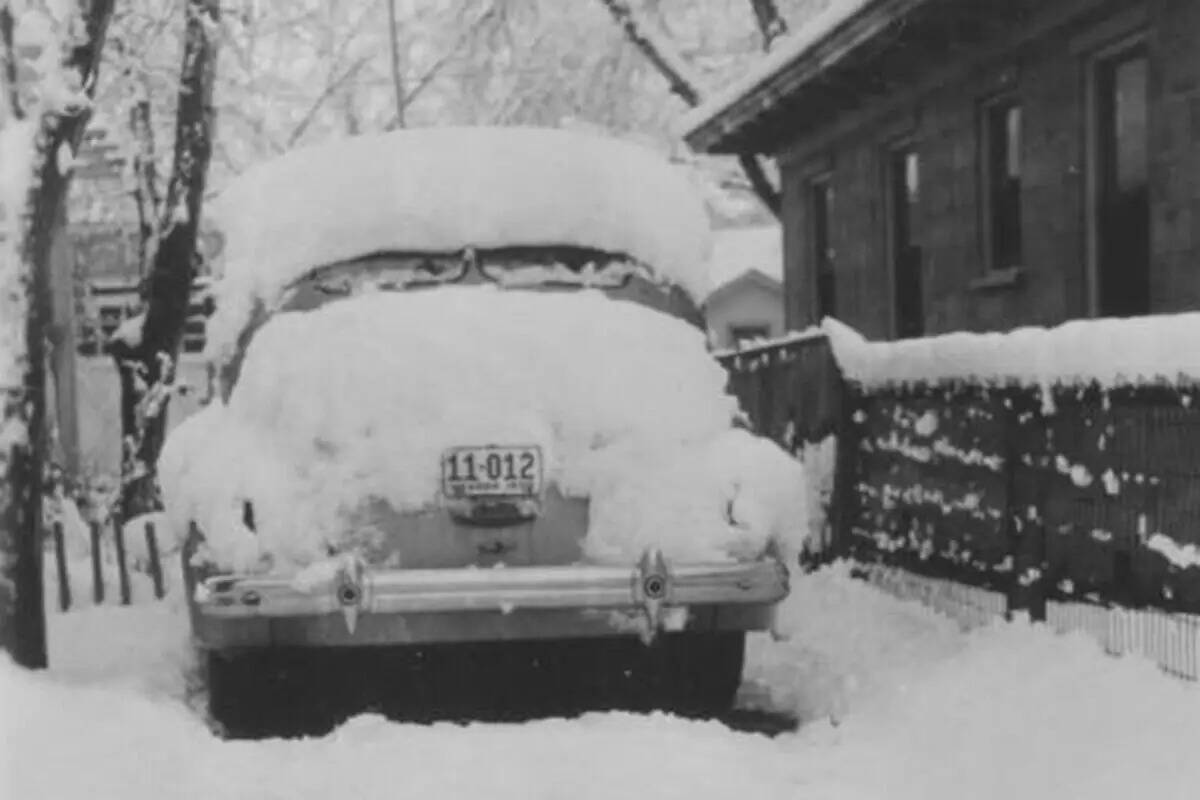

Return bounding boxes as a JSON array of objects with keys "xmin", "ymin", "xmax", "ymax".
[{"xmin": 442, "ymin": 445, "xmax": 543, "ymax": 498}]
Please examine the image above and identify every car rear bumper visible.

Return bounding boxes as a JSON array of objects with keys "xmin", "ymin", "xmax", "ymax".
[{"xmin": 190, "ymin": 550, "xmax": 790, "ymax": 650}]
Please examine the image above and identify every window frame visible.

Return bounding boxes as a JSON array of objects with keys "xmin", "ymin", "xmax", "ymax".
[
  {"xmin": 883, "ymin": 138, "xmax": 924, "ymax": 339},
  {"xmin": 728, "ymin": 324, "xmax": 771, "ymax": 348},
  {"xmin": 808, "ymin": 172, "xmax": 836, "ymax": 322},
  {"xmin": 979, "ymin": 94, "xmax": 1024, "ymax": 272},
  {"xmin": 1083, "ymin": 27, "xmax": 1149, "ymax": 317}
]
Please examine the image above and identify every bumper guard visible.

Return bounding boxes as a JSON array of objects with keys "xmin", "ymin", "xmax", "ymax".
[{"xmin": 196, "ymin": 549, "xmax": 790, "ymax": 644}]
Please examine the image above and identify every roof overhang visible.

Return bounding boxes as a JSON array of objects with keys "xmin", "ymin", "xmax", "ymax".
[{"xmin": 682, "ymin": 0, "xmax": 1028, "ymax": 155}]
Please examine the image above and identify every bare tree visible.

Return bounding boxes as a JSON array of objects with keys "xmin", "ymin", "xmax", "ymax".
[
  {"xmin": 385, "ymin": 0, "xmax": 406, "ymax": 128},
  {"xmin": 0, "ymin": 0, "xmax": 116, "ymax": 668},
  {"xmin": 596, "ymin": 0, "xmax": 781, "ymax": 216},
  {"xmin": 108, "ymin": 0, "xmax": 219, "ymax": 524}
]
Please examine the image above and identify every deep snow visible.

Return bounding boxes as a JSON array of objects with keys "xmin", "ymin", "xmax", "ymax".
[{"xmin": 5, "ymin": 563, "xmax": 1199, "ymax": 799}]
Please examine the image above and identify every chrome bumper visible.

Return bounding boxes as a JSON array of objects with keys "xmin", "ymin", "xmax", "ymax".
[{"xmin": 194, "ymin": 549, "xmax": 790, "ymax": 645}]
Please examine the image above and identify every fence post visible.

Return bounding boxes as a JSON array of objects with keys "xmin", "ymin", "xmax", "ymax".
[
  {"xmin": 51, "ymin": 521, "xmax": 71, "ymax": 612},
  {"xmin": 145, "ymin": 521, "xmax": 165, "ymax": 600},
  {"xmin": 828, "ymin": 381, "xmax": 860, "ymax": 562},
  {"xmin": 89, "ymin": 520, "xmax": 104, "ymax": 604},
  {"xmin": 112, "ymin": 516, "xmax": 132, "ymax": 606}
]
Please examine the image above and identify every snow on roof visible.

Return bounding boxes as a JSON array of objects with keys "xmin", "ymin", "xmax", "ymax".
[
  {"xmin": 207, "ymin": 127, "xmax": 714, "ymax": 354},
  {"xmin": 161, "ymin": 287, "xmax": 809, "ymax": 571},
  {"xmin": 707, "ymin": 225, "xmax": 782, "ymax": 296},
  {"xmin": 823, "ymin": 314, "xmax": 1200, "ymax": 391},
  {"xmin": 679, "ymin": 0, "xmax": 873, "ymax": 141}
]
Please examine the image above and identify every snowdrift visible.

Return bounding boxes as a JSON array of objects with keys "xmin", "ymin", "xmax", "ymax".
[{"xmin": 159, "ymin": 288, "xmax": 808, "ymax": 572}]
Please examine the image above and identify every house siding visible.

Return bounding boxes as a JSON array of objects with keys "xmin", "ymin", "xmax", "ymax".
[{"xmin": 777, "ymin": 0, "xmax": 1200, "ymax": 337}]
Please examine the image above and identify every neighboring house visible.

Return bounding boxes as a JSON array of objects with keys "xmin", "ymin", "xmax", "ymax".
[
  {"xmin": 683, "ymin": 0, "xmax": 1200, "ymax": 340},
  {"xmin": 704, "ymin": 225, "xmax": 785, "ymax": 349}
]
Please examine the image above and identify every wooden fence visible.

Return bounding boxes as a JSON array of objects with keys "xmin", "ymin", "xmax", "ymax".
[
  {"xmin": 46, "ymin": 514, "xmax": 169, "ymax": 612},
  {"xmin": 718, "ymin": 333, "xmax": 1200, "ymax": 680}
]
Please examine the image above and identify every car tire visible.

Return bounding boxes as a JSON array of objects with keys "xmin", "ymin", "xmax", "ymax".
[
  {"xmin": 207, "ymin": 649, "xmax": 317, "ymax": 738},
  {"xmin": 206, "ymin": 650, "xmax": 276, "ymax": 738},
  {"xmin": 655, "ymin": 631, "xmax": 745, "ymax": 714}
]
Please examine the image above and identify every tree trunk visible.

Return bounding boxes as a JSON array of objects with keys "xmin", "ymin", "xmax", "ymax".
[
  {"xmin": 129, "ymin": 95, "xmax": 161, "ymax": 280},
  {"xmin": 0, "ymin": 0, "xmax": 116, "ymax": 669},
  {"xmin": 596, "ymin": 0, "xmax": 781, "ymax": 217},
  {"xmin": 111, "ymin": 0, "xmax": 219, "ymax": 524}
]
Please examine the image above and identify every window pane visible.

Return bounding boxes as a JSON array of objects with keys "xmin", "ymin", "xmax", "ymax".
[
  {"xmin": 1005, "ymin": 105, "xmax": 1021, "ymax": 179},
  {"xmin": 904, "ymin": 151, "xmax": 920, "ymax": 204},
  {"xmin": 730, "ymin": 325, "xmax": 769, "ymax": 345},
  {"xmin": 811, "ymin": 179, "xmax": 835, "ymax": 319},
  {"xmin": 1113, "ymin": 55, "xmax": 1147, "ymax": 192},
  {"xmin": 985, "ymin": 100, "xmax": 1023, "ymax": 269}
]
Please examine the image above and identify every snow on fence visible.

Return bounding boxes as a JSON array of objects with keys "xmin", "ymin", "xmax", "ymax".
[
  {"xmin": 44, "ymin": 514, "xmax": 171, "ymax": 612},
  {"xmin": 718, "ymin": 320, "xmax": 1200, "ymax": 681}
]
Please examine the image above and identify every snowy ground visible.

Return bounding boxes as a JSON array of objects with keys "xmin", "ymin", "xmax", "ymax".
[{"xmin": 4, "ymin": 563, "xmax": 1200, "ymax": 800}]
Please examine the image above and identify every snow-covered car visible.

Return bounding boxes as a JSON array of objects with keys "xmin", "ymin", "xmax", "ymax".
[{"xmin": 159, "ymin": 127, "xmax": 808, "ymax": 728}]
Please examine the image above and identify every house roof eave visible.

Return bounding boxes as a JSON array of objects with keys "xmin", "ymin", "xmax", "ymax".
[{"xmin": 682, "ymin": 0, "xmax": 931, "ymax": 155}]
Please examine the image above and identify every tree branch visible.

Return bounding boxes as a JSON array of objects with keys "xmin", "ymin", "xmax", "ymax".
[
  {"xmin": 596, "ymin": 0, "xmax": 781, "ymax": 217},
  {"xmin": 385, "ymin": 0, "xmax": 406, "ymax": 128},
  {"xmin": 129, "ymin": 93, "xmax": 161, "ymax": 279},
  {"xmin": 0, "ymin": 4, "xmax": 20, "ymax": 119},
  {"xmin": 737, "ymin": 153, "xmax": 780, "ymax": 216},
  {"xmin": 748, "ymin": 0, "xmax": 789, "ymax": 51},
  {"xmin": 384, "ymin": 0, "xmax": 501, "ymax": 129},
  {"xmin": 596, "ymin": 0, "xmax": 702, "ymax": 106},
  {"xmin": 284, "ymin": 55, "xmax": 370, "ymax": 149}
]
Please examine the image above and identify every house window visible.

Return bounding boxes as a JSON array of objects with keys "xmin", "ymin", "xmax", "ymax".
[
  {"xmin": 810, "ymin": 177, "xmax": 835, "ymax": 321},
  {"xmin": 889, "ymin": 145, "xmax": 923, "ymax": 339},
  {"xmin": 77, "ymin": 297, "xmax": 138, "ymax": 356},
  {"xmin": 77, "ymin": 283, "xmax": 210, "ymax": 356},
  {"xmin": 729, "ymin": 324, "xmax": 770, "ymax": 347},
  {"xmin": 1091, "ymin": 41, "xmax": 1149, "ymax": 317},
  {"xmin": 181, "ymin": 297, "xmax": 209, "ymax": 354},
  {"xmin": 982, "ymin": 99, "xmax": 1022, "ymax": 270}
]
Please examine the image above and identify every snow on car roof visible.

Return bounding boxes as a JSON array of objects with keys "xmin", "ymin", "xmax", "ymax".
[{"xmin": 208, "ymin": 127, "xmax": 713, "ymax": 333}]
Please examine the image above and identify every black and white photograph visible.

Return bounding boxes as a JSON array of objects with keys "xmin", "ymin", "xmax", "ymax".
[{"xmin": 1, "ymin": 0, "xmax": 1198, "ymax": 797}]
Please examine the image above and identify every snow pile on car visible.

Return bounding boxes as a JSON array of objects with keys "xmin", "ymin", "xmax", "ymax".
[
  {"xmin": 159, "ymin": 287, "xmax": 808, "ymax": 571},
  {"xmin": 822, "ymin": 314, "xmax": 1200, "ymax": 390},
  {"xmin": 204, "ymin": 126, "xmax": 713, "ymax": 360}
]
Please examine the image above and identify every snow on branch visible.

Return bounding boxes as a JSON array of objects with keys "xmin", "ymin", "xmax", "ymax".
[{"xmin": 597, "ymin": 0, "xmax": 704, "ymax": 106}]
